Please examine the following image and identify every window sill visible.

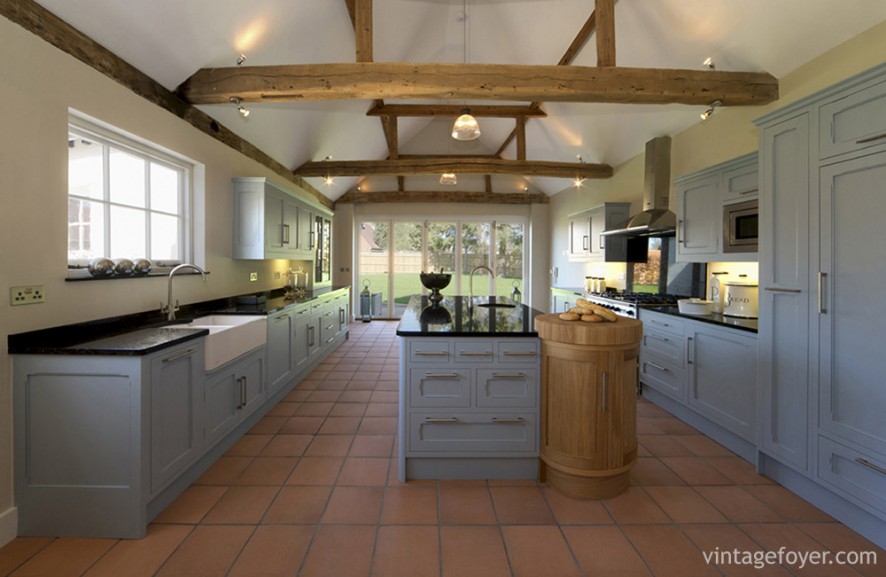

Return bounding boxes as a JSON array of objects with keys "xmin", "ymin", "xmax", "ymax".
[{"xmin": 66, "ymin": 269, "xmax": 209, "ymax": 281}]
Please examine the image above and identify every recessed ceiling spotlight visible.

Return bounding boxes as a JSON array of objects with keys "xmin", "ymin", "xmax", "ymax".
[
  {"xmin": 230, "ymin": 96, "xmax": 250, "ymax": 118},
  {"xmin": 236, "ymin": 52, "xmax": 247, "ymax": 66},
  {"xmin": 700, "ymin": 100, "xmax": 721, "ymax": 120},
  {"xmin": 702, "ymin": 57, "xmax": 715, "ymax": 70}
]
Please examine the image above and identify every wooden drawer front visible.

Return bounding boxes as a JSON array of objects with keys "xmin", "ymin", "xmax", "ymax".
[
  {"xmin": 408, "ymin": 368, "xmax": 471, "ymax": 408},
  {"xmin": 408, "ymin": 340, "xmax": 451, "ymax": 364},
  {"xmin": 476, "ymin": 369, "xmax": 538, "ymax": 408},
  {"xmin": 641, "ymin": 330, "xmax": 685, "ymax": 366},
  {"xmin": 640, "ymin": 358, "xmax": 685, "ymax": 401},
  {"xmin": 641, "ymin": 312, "xmax": 685, "ymax": 338},
  {"xmin": 820, "ymin": 79, "xmax": 886, "ymax": 160},
  {"xmin": 409, "ymin": 412, "xmax": 537, "ymax": 453},
  {"xmin": 454, "ymin": 340, "xmax": 495, "ymax": 363},
  {"xmin": 496, "ymin": 340, "xmax": 540, "ymax": 363},
  {"xmin": 816, "ymin": 435, "xmax": 886, "ymax": 519}
]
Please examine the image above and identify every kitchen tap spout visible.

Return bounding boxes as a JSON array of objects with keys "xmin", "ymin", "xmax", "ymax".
[
  {"xmin": 163, "ymin": 263, "xmax": 207, "ymax": 321},
  {"xmin": 469, "ymin": 265, "xmax": 495, "ymax": 304}
]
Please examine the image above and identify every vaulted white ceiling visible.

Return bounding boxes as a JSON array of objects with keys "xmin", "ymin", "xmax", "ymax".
[{"xmin": 33, "ymin": 0, "xmax": 886, "ymax": 200}]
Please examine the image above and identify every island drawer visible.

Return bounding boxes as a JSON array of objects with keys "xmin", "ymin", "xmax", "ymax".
[
  {"xmin": 408, "ymin": 412, "xmax": 537, "ymax": 453},
  {"xmin": 497, "ymin": 340, "xmax": 540, "ymax": 363},
  {"xmin": 408, "ymin": 368, "xmax": 471, "ymax": 408},
  {"xmin": 476, "ymin": 369, "xmax": 538, "ymax": 408},
  {"xmin": 453, "ymin": 340, "xmax": 496, "ymax": 363},
  {"xmin": 408, "ymin": 340, "xmax": 452, "ymax": 363}
]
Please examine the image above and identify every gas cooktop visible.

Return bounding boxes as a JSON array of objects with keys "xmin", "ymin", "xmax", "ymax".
[{"xmin": 584, "ymin": 293, "xmax": 686, "ymax": 317}]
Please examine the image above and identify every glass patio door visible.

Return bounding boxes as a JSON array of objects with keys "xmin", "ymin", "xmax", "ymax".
[
  {"xmin": 356, "ymin": 221, "xmax": 389, "ymax": 318},
  {"xmin": 391, "ymin": 222, "xmax": 424, "ymax": 317}
]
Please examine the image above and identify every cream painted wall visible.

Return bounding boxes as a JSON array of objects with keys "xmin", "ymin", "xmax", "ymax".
[
  {"xmin": 548, "ymin": 19, "xmax": 886, "ymax": 300},
  {"xmin": 0, "ymin": 15, "xmax": 327, "ymax": 536}
]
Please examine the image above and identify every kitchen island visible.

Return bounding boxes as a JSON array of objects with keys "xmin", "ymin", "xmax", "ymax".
[{"xmin": 396, "ymin": 295, "xmax": 544, "ymax": 482}]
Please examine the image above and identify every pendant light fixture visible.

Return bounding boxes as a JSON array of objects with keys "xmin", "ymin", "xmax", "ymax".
[{"xmin": 451, "ymin": 1, "xmax": 480, "ymax": 141}]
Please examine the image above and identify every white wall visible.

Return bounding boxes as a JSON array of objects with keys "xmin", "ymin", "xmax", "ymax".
[{"xmin": 0, "ymin": 15, "xmax": 325, "ymax": 541}]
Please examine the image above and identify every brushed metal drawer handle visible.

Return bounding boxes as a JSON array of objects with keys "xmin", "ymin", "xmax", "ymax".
[
  {"xmin": 424, "ymin": 417, "xmax": 459, "ymax": 424},
  {"xmin": 646, "ymin": 334, "xmax": 670, "ymax": 342},
  {"xmin": 601, "ymin": 371, "xmax": 608, "ymax": 413},
  {"xmin": 764, "ymin": 287, "xmax": 802, "ymax": 293},
  {"xmin": 162, "ymin": 348, "xmax": 196, "ymax": 363},
  {"xmin": 325, "ymin": 337, "xmax": 335, "ymax": 344},
  {"xmin": 492, "ymin": 373, "xmax": 526, "ymax": 379},
  {"xmin": 503, "ymin": 351, "xmax": 537, "ymax": 357},
  {"xmin": 650, "ymin": 319, "xmax": 670, "ymax": 327},
  {"xmin": 492, "ymin": 417, "xmax": 524, "ymax": 423},
  {"xmin": 856, "ymin": 131, "xmax": 886, "ymax": 144},
  {"xmin": 425, "ymin": 373, "xmax": 460, "ymax": 379},
  {"xmin": 415, "ymin": 351, "xmax": 448, "ymax": 356},
  {"xmin": 737, "ymin": 188, "xmax": 758, "ymax": 195},
  {"xmin": 855, "ymin": 458, "xmax": 886, "ymax": 476},
  {"xmin": 460, "ymin": 351, "xmax": 493, "ymax": 356},
  {"xmin": 645, "ymin": 361, "xmax": 669, "ymax": 373}
]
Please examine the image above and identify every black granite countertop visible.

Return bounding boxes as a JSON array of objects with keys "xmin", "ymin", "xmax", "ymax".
[
  {"xmin": 396, "ymin": 295, "xmax": 543, "ymax": 337},
  {"xmin": 8, "ymin": 286, "xmax": 351, "ymax": 356},
  {"xmin": 643, "ymin": 306, "xmax": 758, "ymax": 333}
]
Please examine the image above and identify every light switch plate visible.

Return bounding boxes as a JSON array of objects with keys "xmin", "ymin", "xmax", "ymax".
[
  {"xmin": 249, "ymin": 272, "xmax": 258, "ymax": 282},
  {"xmin": 11, "ymin": 285, "xmax": 45, "ymax": 306}
]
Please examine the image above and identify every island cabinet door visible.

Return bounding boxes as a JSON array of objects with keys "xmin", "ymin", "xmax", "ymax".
[
  {"xmin": 408, "ymin": 368, "xmax": 471, "ymax": 407},
  {"xmin": 476, "ymin": 369, "xmax": 538, "ymax": 408}
]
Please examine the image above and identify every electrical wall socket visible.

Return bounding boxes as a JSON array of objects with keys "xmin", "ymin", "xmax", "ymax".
[
  {"xmin": 249, "ymin": 272, "xmax": 258, "ymax": 282},
  {"xmin": 11, "ymin": 285, "xmax": 46, "ymax": 306},
  {"xmin": 274, "ymin": 271, "xmax": 281, "ymax": 279}
]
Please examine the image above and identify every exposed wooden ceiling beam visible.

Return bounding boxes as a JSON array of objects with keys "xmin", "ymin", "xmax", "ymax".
[
  {"xmin": 380, "ymin": 114, "xmax": 398, "ymax": 159},
  {"xmin": 336, "ymin": 190, "xmax": 549, "ymax": 205},
  {"xmin": 179, "ymin": 62, "xmax": 778, "ymax": 106},
  {"xmin": 296, "ymin": 157, "xmax": 612, "ymax": 179},
  {"xmin": 355, "ymin": 0, "xmax": 372, "ymax": 62},
  {"xmin": 596, "ymin": 0, "xmax": 616, "ymax": 67},
  {"xmin": 515, "ymin": 118, "xmax": 526, "ymax": 161},
  {"xmin": 343, "ymin": 0, "xmax": 356, "ymax": 29},
  {"xmin": 366, "ymin": 103, "xmax": 547, "ymax": 118}
]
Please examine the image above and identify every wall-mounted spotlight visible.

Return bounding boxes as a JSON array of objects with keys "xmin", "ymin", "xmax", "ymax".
[
  {"xmin": 440, "ymin": 172, "xmax": 458, "ymax": 185},
  {"xmin": 700, "ymin": 100, "xmax": 721, "ymax": 120},
  {"xmin": 574, "ymin": 154, "xmax": 585, "ymax": 188},
  {"xmin": 323, "ymin": 155, "xmax": 334, "ymax": 186},
  {"xmin": 702, "ymin": 57, "xmax": 715, "ymax": 70},
  {"xmin": 230, "ymin": 96, "xmax": 250, "ymax": 118},
  {"xmin": 236, "ymin": 53, "xmax": 247, "ymax": 66}
]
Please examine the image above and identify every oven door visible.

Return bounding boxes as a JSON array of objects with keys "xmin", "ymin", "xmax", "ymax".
[{"xmin": 723, "ymin": 199, "xmax": 758, "ymax": 253}]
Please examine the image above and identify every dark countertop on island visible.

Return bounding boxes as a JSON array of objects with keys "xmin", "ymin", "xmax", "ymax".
[
  {"xmin": 396, "ymin": 295, "xmax": 543, "ymax": 337},
  {"xmin": 643, "ymin": 306, "xmax": 758, "ymax": 333},
  {"xmin": 8, "ymin": 286, "xmax": 351, "ymax": 356}
]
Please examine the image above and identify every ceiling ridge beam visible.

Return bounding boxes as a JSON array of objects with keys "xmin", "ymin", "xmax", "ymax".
[
  {"xmin": 336, "ymin": 190, "xmax": 549, "ymax": 205},
  {"xmin": 0, "ymin": 0, "xmax": 333, "ymax": 209},
  {"xmin": 296, "ymin": 157, "xmax": 613, "ymax": 179},
  {"xmin": 179, "ymin": 63, "xmax": 778, "ymax": 106}
]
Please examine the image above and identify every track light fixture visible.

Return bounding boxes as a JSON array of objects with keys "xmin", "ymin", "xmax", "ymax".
[
  {"xmin": 702, "ymin": 57, "xmax": 715, "ymax": 70},
  {"xmin": 230, "ymin": 97, "xmax": 250, "ymax": 118},
  {"xmin": 700, "ymin": 100, "xmax": 721, "ymax": 120},
  {"xmin": 574, "ymin": 154, "xmax": 585, "ymax": 188},
  {"xmin": 236, "ymin": 52, "xmax": 247, "ymax": 66}
]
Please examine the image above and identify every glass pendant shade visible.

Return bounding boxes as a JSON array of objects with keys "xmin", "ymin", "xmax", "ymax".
[
  {"xmin": 451, "ymin": 109, "xmax": 481, "ymax": 141},
  {"xmin": 439, "ymin": 172, "xmax": 458, "ymax": 185}
]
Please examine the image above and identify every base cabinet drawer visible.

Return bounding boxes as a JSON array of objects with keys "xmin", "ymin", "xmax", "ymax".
[
  {"xmin": 640, "ymin": 358, "xmax": 686, "ymax": 401},
  {"xmin": 476, "ymin": 369, "xmax": 538, "ymax": 408},
  {"xmin": 816, "ymin": 435, "xmax": 886, "ymax": 519},
  {"xmin": 408, "ymin": 340, "xmax": 452, "ymax": 363},
  {"xmin": 408, "ymin": 412, "xmax": 537, "ymax": 454},
  {"xmin": 408, "ymin": 368, "xmax": 471, "ymax": 407},
  {"xmin": 641, "ymin": 331, "xmax": 685, "ymax": 366},
  {"xmin": 497, "ymin": 340, "xmax": 540, "ymax": 363}
]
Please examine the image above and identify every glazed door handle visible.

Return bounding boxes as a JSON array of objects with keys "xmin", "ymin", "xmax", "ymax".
[{"xmin": 282, "ymin": 224, "xmax": 290, "ymax": 244}]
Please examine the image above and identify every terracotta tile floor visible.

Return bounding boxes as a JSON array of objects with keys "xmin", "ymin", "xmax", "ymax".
[{"xmin": 2, "ymin": 321, "xmax": 883, "ymax": 577}]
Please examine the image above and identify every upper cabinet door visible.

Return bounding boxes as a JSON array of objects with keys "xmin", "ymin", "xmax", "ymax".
[
  {"xmin": 675, "ymin": 174, "xmax": 719, "ymax": 261},
  {"xmin": 819, "ymin": 78, "xmax": 886, "ymax": 160}
]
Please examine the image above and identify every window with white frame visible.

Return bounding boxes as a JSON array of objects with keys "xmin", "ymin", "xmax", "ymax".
[{"xmin": 67, "ymin": 113, "xmax": 196, "ymax": 275}]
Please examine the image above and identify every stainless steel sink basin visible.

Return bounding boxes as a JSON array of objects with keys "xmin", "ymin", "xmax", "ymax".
[{"xmin": 164, "ymin": 315, "xmax": 267, "ymax": 371}]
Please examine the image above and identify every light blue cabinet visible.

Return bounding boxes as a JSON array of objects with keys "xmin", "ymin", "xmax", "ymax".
[
  {"xmin": 399, "ymin": 336, "xmax": 540, "ymax": 481},
  {"xmin": 204, "ymin": 347, "xmax": 266, "ymax": 447},
  {"xmin": 266, "ymin": 309, "xmax": 294, "ymax": 396},
  {"xmin": 757, "ymin": 112, "xmax": 811, "ymax": 474},
  {"xmin": 756, "ymin": 63, "xmax": 886, "ymax": 539}
]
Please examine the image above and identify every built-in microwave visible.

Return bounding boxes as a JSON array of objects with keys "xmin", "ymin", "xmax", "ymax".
[{"xmin": 723, "ymin": 199, "xmax": 758, "ymax": 253}]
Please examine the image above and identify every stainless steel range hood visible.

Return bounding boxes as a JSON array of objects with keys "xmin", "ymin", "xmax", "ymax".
[{"xmin": 601, "ymin": 136, "xmax": 676, "ymax": 238}]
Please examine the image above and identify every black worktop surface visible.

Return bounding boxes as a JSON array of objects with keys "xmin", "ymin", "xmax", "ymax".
[
  {"xmin": 396, "ymin": 295, "xmax": 543, "ymax": 337},
  {"xmin": 8, "ymin": 286, "xmax": 350, "ymax": 356},
  {"xmin": 643, "ymin": 306, "xmax": 758, "ymax": 333}
]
